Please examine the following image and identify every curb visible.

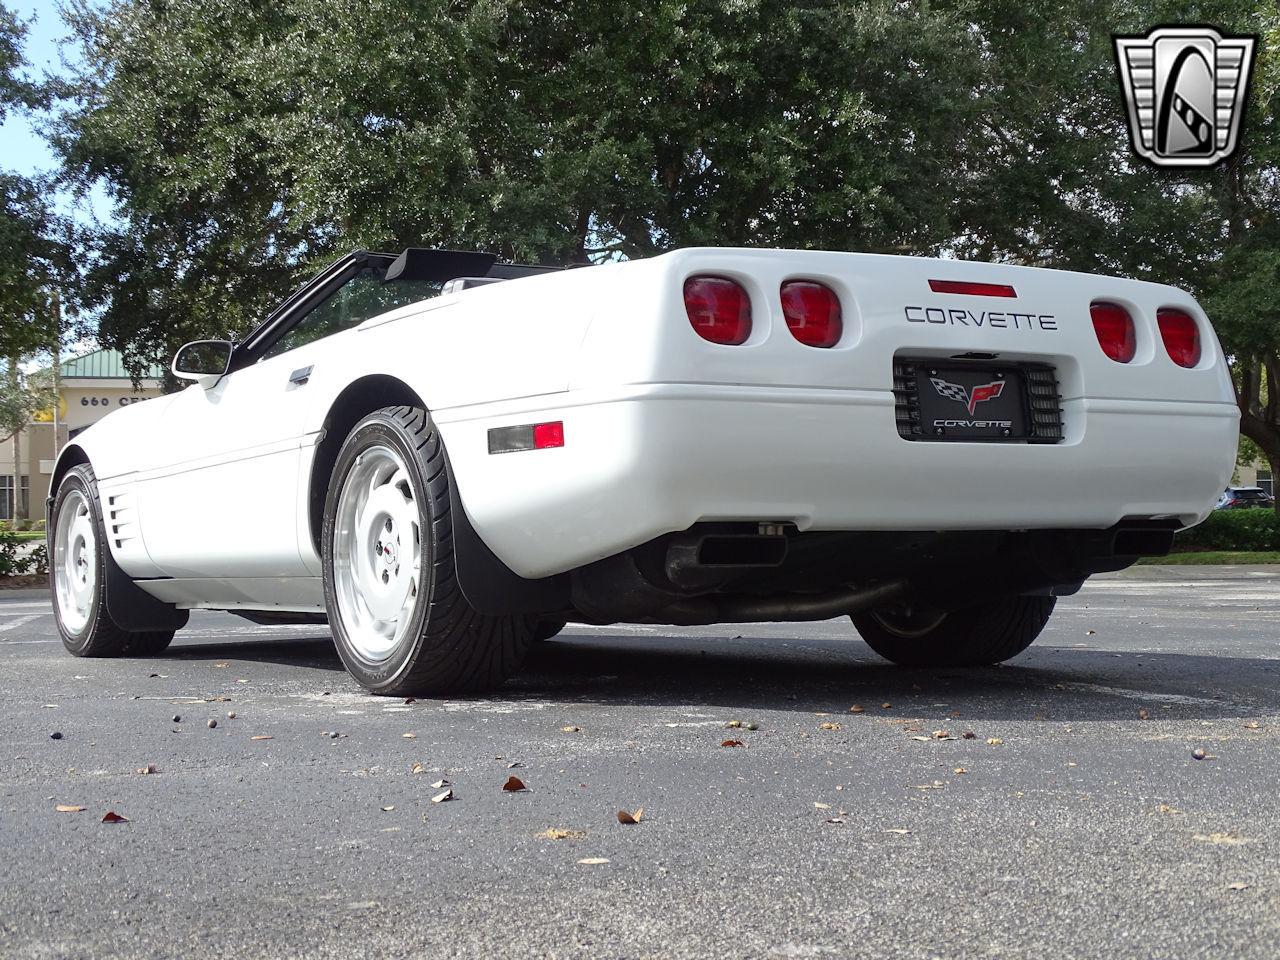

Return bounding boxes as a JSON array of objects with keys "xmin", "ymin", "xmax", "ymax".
[{"xmin": 0, "ymin": 588, "xmax": 51, "ymax": 600}]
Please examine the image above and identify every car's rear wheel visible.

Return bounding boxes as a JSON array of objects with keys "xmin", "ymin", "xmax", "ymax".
[
  {"xmin": 50, "ymin": 465, "xmax": 175, "ymax": 657},
  {"xmin": 852, "ymin": 595, "xmax": 1055, "ymax": 667},
  {"xmin": 322, "ymin": 405, "xmax": 535, "ymax": 695}
]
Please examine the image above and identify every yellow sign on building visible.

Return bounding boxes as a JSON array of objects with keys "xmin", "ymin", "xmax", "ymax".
[{"xmin": 31, "ymin": 396, "xmax": 69, "ymax": 423}]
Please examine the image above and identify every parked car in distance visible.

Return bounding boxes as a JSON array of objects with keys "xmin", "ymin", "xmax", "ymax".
[{"xmin": 1216, "ymin": 486, "xmax": 1275, "ymax": 509}]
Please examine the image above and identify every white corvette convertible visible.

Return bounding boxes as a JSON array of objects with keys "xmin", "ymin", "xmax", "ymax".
[{"xmin": 47, "ymin": 247, "xmax": 1238, "ymax": 694}]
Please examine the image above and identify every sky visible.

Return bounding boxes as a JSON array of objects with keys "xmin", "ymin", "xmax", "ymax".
[{"xmin": 0, "ymin": 0, "xmax": 110, "ymax": 222}]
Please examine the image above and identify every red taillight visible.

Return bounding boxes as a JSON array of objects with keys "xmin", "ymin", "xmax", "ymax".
[
  {"xmin": 1157, "ymin": 308, "xmax": 1201, "ymax": 368},
  {"xmin": 928, "ymin": 279, "xmax": 1017, "ymax": 298},
  {"xmin": 683, "ymin": 276, "xmax": 751, "ymax": 345},
  {"xmin": 780, "ymin": 280, "xmax": 842, "ymax": 348},
  {"xmin": 532, "ymin": 421, "xmax": 564, "ymax": 449},
  {"xmin": 1090, "ymin": 302, "xmax": 1136, "ymax": 363}
]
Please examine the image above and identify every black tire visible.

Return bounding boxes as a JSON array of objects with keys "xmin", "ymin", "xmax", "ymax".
[
  {"xmin": 49, "ymin": 465, "xmax": 177, "ymax": 658},
  {"xmin": 321, "ymin": 405, "xmax": 536, "ymax": 696},
  {"xmin": 122, "ymin": 631, "xmax": 176, "ymax": 656},
  {"xmin": 852, "ymin": 595, "xmax": 1056, "ymax": 667},
  {"xmin": 533, "ymin": 619, "xmax": 567, "ymax": 642}
]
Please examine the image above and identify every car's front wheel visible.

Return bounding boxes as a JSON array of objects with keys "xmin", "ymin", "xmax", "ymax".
[
  {"xmin": 50, "ymin": 464, "xmax": 176, "ymax": 657},
  {"xmin": 322, "ymin": 405, "xmax": 536, "ymax": 695},
  {"xmin": 852, "ymin": 595, "xmax": 1055, "ymax": 667}
]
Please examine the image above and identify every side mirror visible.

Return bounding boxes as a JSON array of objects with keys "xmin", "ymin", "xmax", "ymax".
[{"xmin": 172, "ymin": 340, "xmax": 233, "ymax": 387}]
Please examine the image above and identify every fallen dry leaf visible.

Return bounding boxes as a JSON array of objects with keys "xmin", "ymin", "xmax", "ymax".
[
  {"xmin": 962, "ymin": 731, "xmax": 976, "ymax": 739},
  {"xmin": 577, "ymin": 857, "xmax": 610, "ymax": 865},
  {"xmin": 502, "ymin": 776, "xmax": 528, "ymax": 792},
  {"xmin": 538, "ymin": 828, "xmax": 585, "ymax": 840},
  {"xmin": 1138, "ymin": 709, "xmax": 1150, "ymax": 721},
  {"xmin": 1194, "ymin": 832, "xmax": 1250, "ymax": 846},
  {"xmin": 1086, "ymin": 629, "xmax": 1096, "ymax": 636},
  {"xmin": 381, "ymin": 805, "xmax": 395, "ymax": 812},
  {"xmin": 136, "ymin": 764, "xmax": 158, "ymax": 775},
  {"xmin": 883, "ymin": 828, "xmax": 912, "ymax": 835},
  {"xmin": 214, "ymin": 662, "xmax": 229, "ymax": 668},
  {"xmin": 249, "ymin": 735, "xmax": 272, "ymax": 741},
  {"xmin": 402, "ymin": 732, "xmax": 417, "ymax": 739},
  {"xmin": 910, "ymin": 736, "xmax": 931, "ymax": 742},
  {"xmin": 931, "ymin": 730, "xmax": 952, "ymax": 740},
  {"xmin": 431, "ymin": 789, "xmax": 453, "ymax": 804},
  {"xmin": 616, "ymin": 808, "xmax": 643, "ymax": 825},
  {"xmin": 725, "ymin": 719, "xmax": 742, "ymax": 728},
  {"xmin": 819, "ymin": 722, "xmax": 842, "ymax": 731},
  {"xmin": 411, "ymin": 762, "xmax": 425, "ymax": 775},
  {"xmin": 404, "ymin": 697, "xmax": 416, "ymax": 705},
  {"xmin": 1227, "ymin": 881, "xmax": 1250, "ymax": 891},
  {"xmin": 1156, "ymin": 804, "xmax": 1181, "ymax": 815},
  {"xmin": 848, "ymin": 705, "xmax": 865, "ymax": 713},
  {"xmin": 1243, "ymin": 721, "xmax": 1261, "ymax": 730},
  {"xmin": 880, "ymin": 703, "xmax": 892, "ymax": 709},
  {"xmin": 101, "ymin": 811, "xmax": 129, "ymax": 824},
  {"xmin": 430, "ymin": 778, "xmax": 451, "ymax": 789},
  {"xmin": 55, "ymin": 804, "xmax": 85, "ymax": 813},
  {"xmin": 561, "ymin": 725, "xmax": 581, "ymax": 733},
  {"xmin": 986, "ymin": 737, "xmax": 1003, "ymax": 746},
  {"xmin": 953, "ymin": 767, "xmax": 968, "ymax": 775},
  {"xmin": 721, "ymin": 739, "xmax": 744, "ymax": 748},
  {"xmin": 814, "ymin": 802, "xmax": 831, "ymax": 810},
  {"xmin": 825, "ymin": 817, "xmax": 846, "ymax": 825}
]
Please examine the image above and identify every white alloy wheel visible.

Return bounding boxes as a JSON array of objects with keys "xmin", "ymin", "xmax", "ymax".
[
  {"xmin": 53, "ymin": 488, "xmax": 97, "ymax": 634},
  {"xmin": 332, "ymin": 444, "xmax": 423, "ymax": 662}
]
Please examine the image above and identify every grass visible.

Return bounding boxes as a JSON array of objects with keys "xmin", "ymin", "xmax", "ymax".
[
  {"xmin": 2, "ymin": 531, "xmax": 45, "ymax": 541},
  {"xmin": 1138, "ymin": 551, "xmax": 1280, "ymax": 565}
]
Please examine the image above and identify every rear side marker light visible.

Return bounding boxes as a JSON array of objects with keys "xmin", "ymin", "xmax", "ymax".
[
  {"xmin": 929, "ymin": 279, "xmax": 1017, "ymax": 298},
  {"xmin": 1090, "ymin": 301, "xmax": 1136, "ymax": 363},
  {"xmin": 488, "ymin": 421, "xmax": 564, "ymax": 454},
  {"xmin": 781, "ymin": 280, "xmax": 842, "ymax": 348},
  {"xmin": 684, "ymin": 275, "xmax": 751, "ymax": 345},
  {"xmin": 1157, "ymin": 308, "xmax": 1201, "ymax": 368}
]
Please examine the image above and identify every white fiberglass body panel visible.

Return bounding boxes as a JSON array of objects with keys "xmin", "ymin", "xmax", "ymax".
[{"xmin": 57, "ymin": 247, "xmax": 1236, "ymax": 604}]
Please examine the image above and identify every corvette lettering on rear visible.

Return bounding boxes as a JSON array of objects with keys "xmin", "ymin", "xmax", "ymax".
[{"xmin": 904, "ymin": 306, "xmax": 1058, "ymax": 330}]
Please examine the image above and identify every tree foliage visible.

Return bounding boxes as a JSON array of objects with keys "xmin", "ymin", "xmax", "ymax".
[
  {"xmin": 0, "ymin": 358, "xmax": 54, "ymax": 442},
  {"xmin": 0, "ymin": 3, "xmax": 58, "ymax": 359},
  {"xmin": 49, "ymin": 0, "xmax": 1280, "ymax": 428}
]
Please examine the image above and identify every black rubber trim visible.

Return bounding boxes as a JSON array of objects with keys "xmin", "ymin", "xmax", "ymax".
[{"xmin": 442, "ymin": 453, "xmax": 571, "ymax": 616}]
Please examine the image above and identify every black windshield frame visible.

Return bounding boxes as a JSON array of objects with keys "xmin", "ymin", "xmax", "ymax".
[{"xmin": 229, "ymin": 249, "xmax": 561, "ymax": 373}]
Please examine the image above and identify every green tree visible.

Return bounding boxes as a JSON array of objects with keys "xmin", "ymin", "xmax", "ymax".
[
  {"xmin": 49, "ymin": 0, "xmax": 1280, "ymax": 425},
  {"xmin": 0, "ymin": 3, "xmax": 58, "ymax": 359}
]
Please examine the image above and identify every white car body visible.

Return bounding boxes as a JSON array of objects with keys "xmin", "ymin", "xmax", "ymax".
[{"xmin": 53, "ymin": 247, "xmax": 1238, "ymax": 620}]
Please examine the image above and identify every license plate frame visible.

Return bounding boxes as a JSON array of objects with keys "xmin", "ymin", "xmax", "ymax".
[{"xmin": 894, "ymin": 359, "xmax": 1061, "ymax": 443}]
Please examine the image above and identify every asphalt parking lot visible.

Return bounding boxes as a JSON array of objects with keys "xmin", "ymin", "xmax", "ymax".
[{"xmin": 1, "ymin": 568, "xmax": 1277, "ymax": 960}]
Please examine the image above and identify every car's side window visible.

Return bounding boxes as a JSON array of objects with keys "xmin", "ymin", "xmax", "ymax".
[{"xmin": 259, "ymin": 267, "xmax": 442, "ymax": 361}]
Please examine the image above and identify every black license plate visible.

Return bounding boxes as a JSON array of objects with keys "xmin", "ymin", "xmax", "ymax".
[{"xmin": 910, "ymin": 363, "xmax": 1027, "ymax": 440}]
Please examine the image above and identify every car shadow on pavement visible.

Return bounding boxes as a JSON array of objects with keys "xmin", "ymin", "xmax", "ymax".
[
  {"xmin": 512, "ymin": 637, "xmax": 1278, "ymax": 722},
  {"xmin": 166, "ymin": 631, "xmax": 1279, "ymax": 722}
]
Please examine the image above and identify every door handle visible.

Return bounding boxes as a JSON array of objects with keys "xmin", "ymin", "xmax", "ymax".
[{"xmin": 288, "ymin": 365, "xmax": 313, "ymax": 386}]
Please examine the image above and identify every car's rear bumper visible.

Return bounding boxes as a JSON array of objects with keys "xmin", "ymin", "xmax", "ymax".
[{"xmin": 435, "ymin": 383, "xmax": 1239, "ymax": 579}]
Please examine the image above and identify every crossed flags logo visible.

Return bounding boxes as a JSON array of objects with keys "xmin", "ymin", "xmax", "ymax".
[
  {"xmin": 930, "ymin": 377, "xmax": 1005, "ymax": 416},
  {"xmin": 1114, "ymin": 25, "xmax": 1257, "ymax": 168}
]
